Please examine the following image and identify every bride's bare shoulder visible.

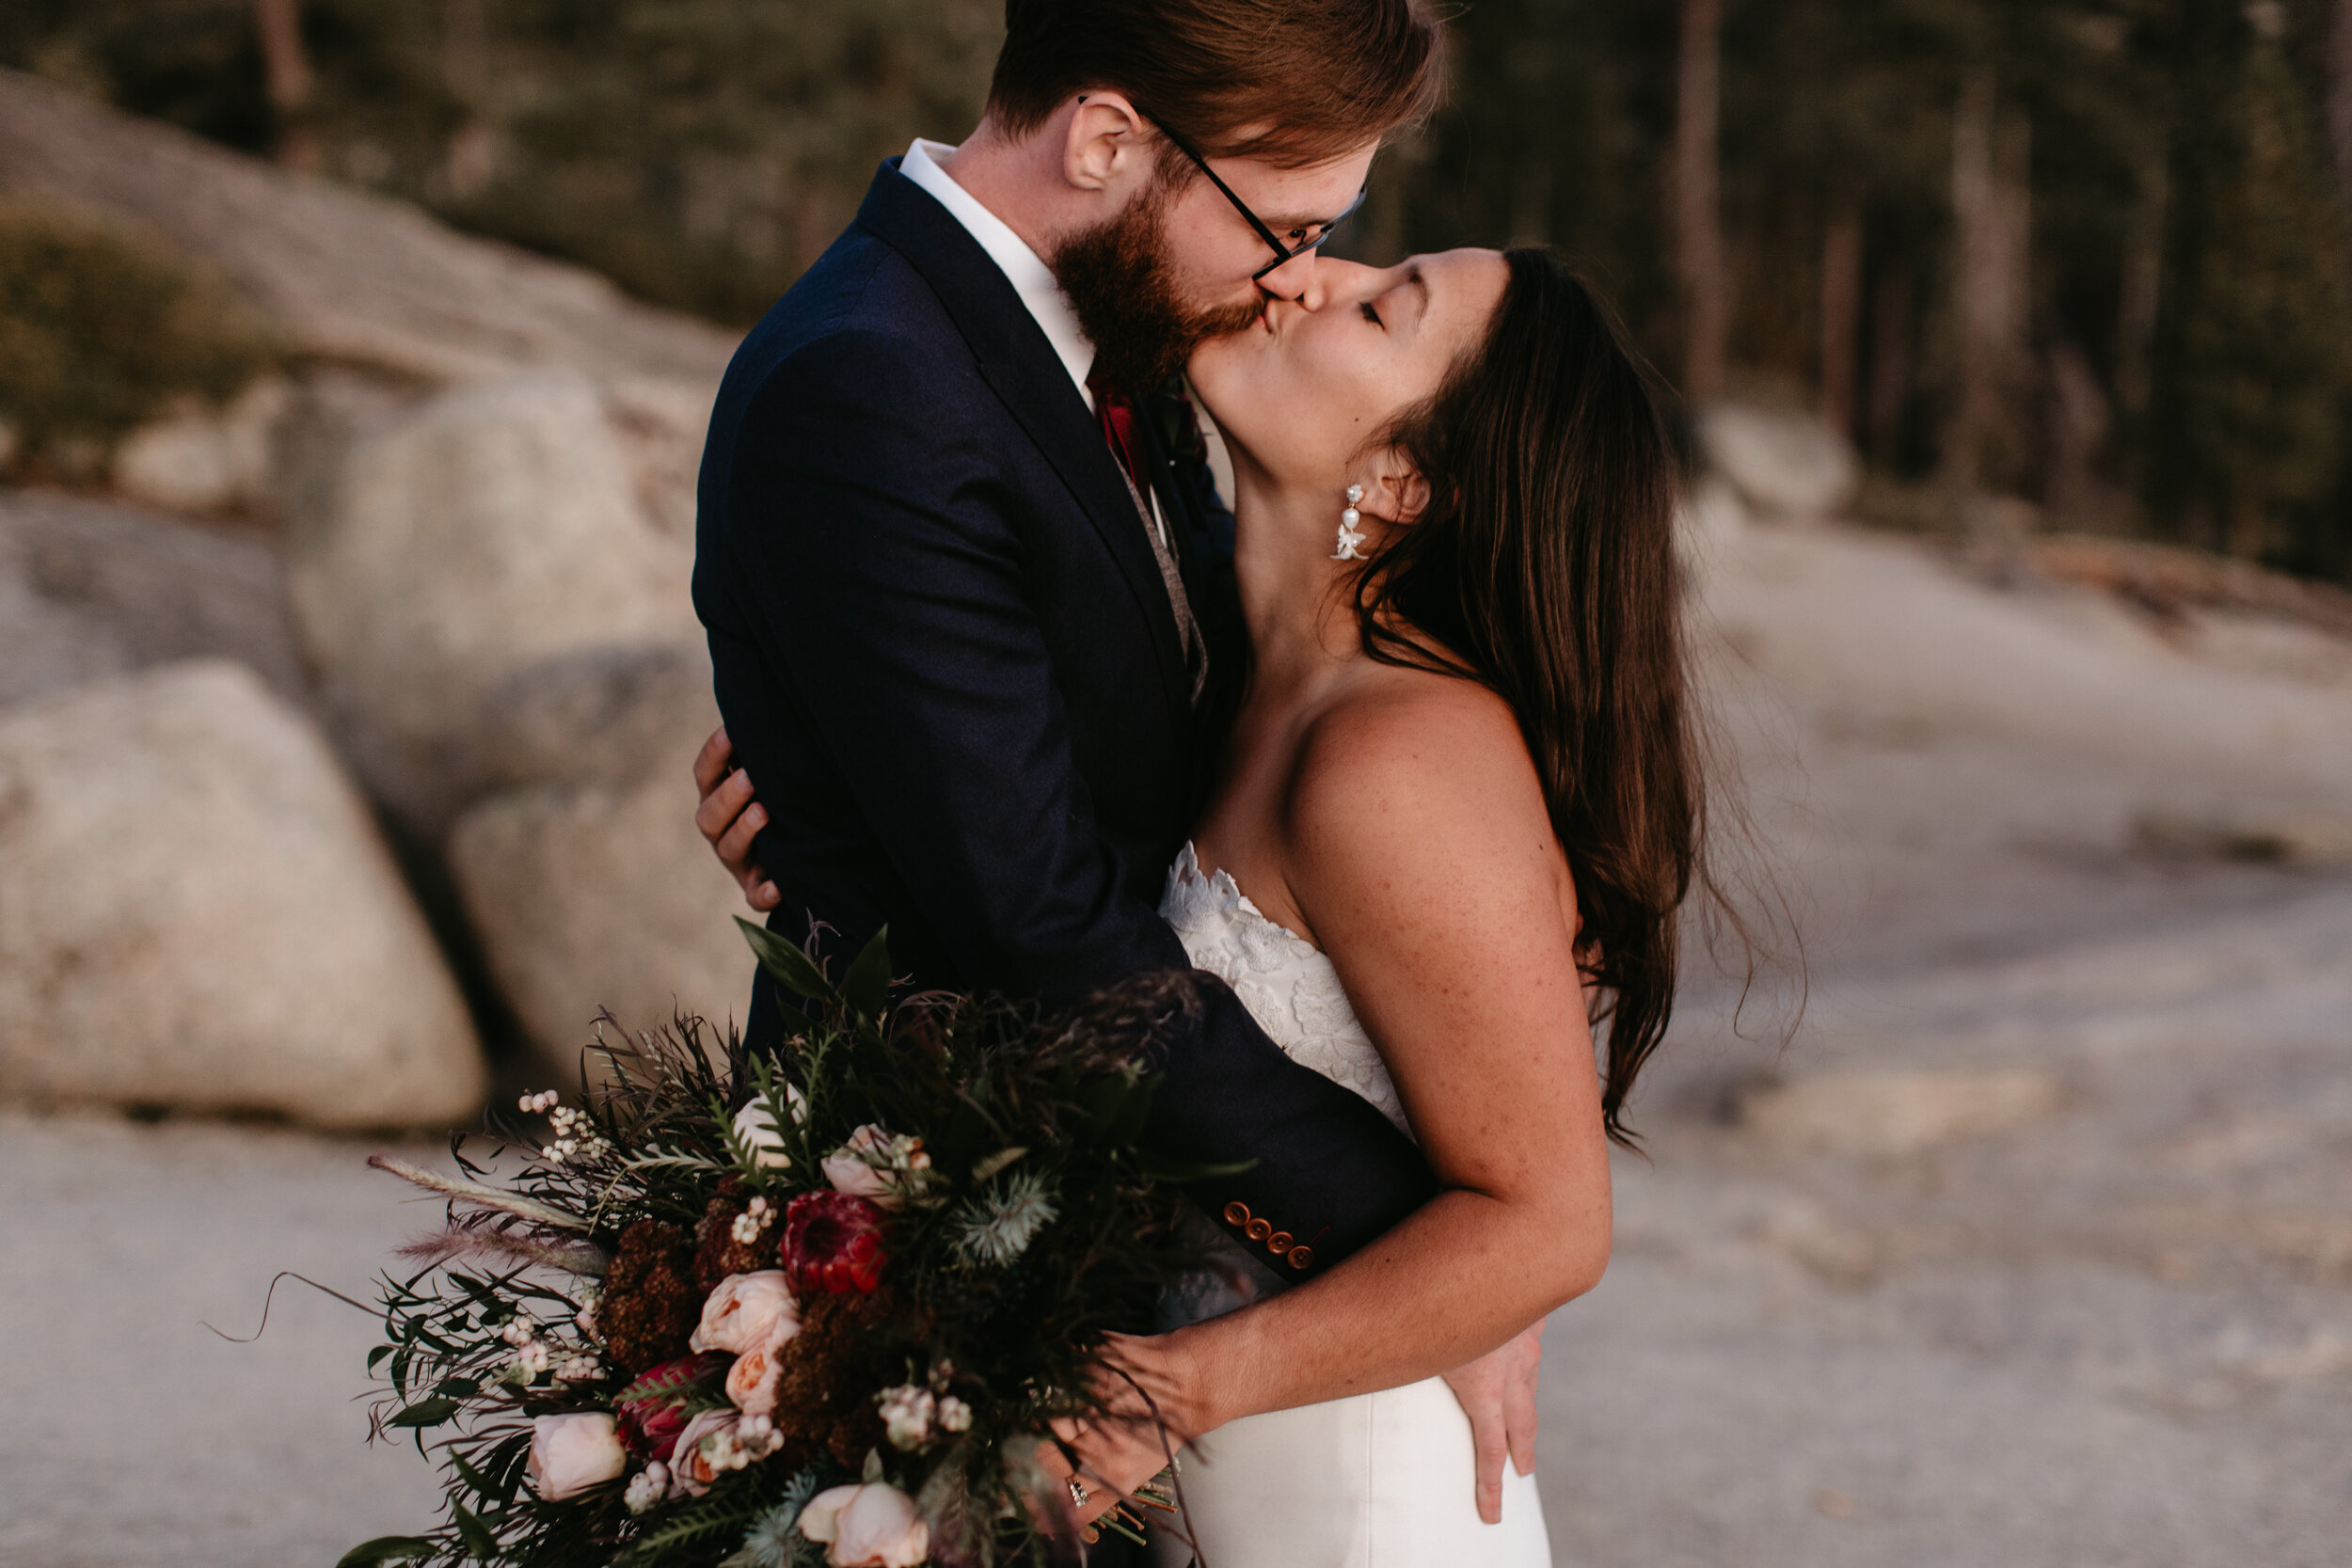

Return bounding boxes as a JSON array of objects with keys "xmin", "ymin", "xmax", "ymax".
[{"xmin": 1285, "ymin": 668, "xmax": 1551, "ymax": 869}]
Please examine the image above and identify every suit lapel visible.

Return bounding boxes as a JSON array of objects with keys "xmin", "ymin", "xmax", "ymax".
[{"xmin": 852, "ymin": 164, "xmax": 1193, "ymax": 723}]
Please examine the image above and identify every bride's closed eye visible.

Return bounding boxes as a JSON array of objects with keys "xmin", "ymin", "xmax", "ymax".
[{"xmin": 1359, "ymin": 301, "xmax": 1384, "ymax": 327}]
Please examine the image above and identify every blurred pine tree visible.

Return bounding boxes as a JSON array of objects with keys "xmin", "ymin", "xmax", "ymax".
[
  {"xmin": 6, "ymin": 0, "xmax": 2349, "ymax": 577},
  {"xmin": 2144, "ymin": 0, "xmax": 2352, "ymax": 562}
]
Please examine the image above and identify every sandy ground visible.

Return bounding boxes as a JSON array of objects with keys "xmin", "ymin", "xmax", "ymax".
[{"xmin": 5, "ymin": 516, "xmax": 2350, "ymax": 1565}]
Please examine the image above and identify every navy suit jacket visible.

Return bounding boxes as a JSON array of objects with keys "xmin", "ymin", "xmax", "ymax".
[{"xmin": 691, "ymin": 160, "xmax": 1438, "ymax": 1277}]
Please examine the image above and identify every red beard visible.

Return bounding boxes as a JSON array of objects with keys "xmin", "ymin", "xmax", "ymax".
[{"xmin": 1052, "ymin": 170, "xmax": 1264, "ymax": 397}]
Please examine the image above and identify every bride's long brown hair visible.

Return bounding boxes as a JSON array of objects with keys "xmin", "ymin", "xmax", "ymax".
[{"xmin": 1354, "ymin": 247, "xmax": 1696, "ymax": 1147}]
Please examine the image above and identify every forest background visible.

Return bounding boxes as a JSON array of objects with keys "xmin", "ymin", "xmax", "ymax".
[{"xmin": 5, "ymin": 0, "xmax": 2352, "ymax": 584}]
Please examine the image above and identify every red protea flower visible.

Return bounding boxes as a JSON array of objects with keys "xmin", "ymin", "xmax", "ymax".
[
  {"xmin": 781, "ymin": 1190, "xmax": 887, "ymax": 1295},
  {"xmin": 612, "ymin": 1352, "xmax": 725, "ymax": 1458}
]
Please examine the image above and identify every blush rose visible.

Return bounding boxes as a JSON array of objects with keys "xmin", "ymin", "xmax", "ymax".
[
  {"xmin": 799, "ymin": 1481, "xmax": 930, "ymax": 1567},
  {"xmin": 724, "ymin": 1337, "xmax": 787, "ymax": 1417},
  {"xmin": 524, "ymin": 1413, "xmax": 627, "ymax": 1501}
]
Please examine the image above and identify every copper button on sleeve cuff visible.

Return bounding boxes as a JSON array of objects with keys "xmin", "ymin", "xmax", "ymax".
[
  {"xmin": 1267, "ymin": 1231, "xmax": 1293, "ymax": 1252},
  {"xmin": 1285, "ymin": 1245, "xmax": 1313, "ymax": 1270},
  {"xmin": 1222, "ymin": 1200, "xmax": 1250, "ymax": 1227},
  {"xmin": 1245, "ymin": 1217, "xmax": 1273, "ymax": 1243}
]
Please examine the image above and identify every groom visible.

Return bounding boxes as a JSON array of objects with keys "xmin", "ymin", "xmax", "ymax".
[{"xmin": 691, "ymin": 0, "xmax": 1543, "ymax": 1524}]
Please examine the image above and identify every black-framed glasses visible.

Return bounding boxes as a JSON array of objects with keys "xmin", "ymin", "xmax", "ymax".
[{"xmin": 1150, "ymin": 119, "xmax": 1368, "ymax": 282}]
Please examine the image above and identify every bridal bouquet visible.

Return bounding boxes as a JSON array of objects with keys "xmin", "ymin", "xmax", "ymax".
[{"xmin": 342, "ymin": 925, "xmax": 1204, "ymax": 1568}]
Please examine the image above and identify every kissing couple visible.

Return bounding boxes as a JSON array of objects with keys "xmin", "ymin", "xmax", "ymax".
[{"xmin": 690, "ymin": 1, "xmax": 1705, "ymax": 1561}]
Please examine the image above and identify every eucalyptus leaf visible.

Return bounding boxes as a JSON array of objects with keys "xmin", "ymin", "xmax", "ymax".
[
  {"xmin": 452, "ymin": 1498, "xmax": 498, "ymax": 1561},
  {"xmin": 737, "ymin": 917, "xmax": 832, "ymax": 1002},
  {"xmin": 388, "ymin": 1395, "xmax": 461, "ymax": 1428},
  {"xmin": 1078, "ymin": 1073, "xmax": 1128, "ymax": 1131},
  {"xmin": 841, "ymin": 925, "xmax": 892, "ymax": 1022},
  {"xmin": 449, "ymin": 1449, "xmax": 496, "ymax": 1499},
  {"xmin": 1103, "ymin": 1076, "xmax": 1157, "ymax": 1148},
  {"xmin": 334, "ymin": 1537, "xmax": 436, "ymax": 1567}
]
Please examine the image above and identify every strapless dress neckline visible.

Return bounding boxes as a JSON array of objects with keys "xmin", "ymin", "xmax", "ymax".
[{"xmin": 1159, "ymin": 842, "xmax": 1410, "ymax": 1137}]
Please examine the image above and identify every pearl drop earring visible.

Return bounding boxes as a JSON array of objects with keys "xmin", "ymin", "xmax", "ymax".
[{"xmin": 1333, "ymin": 483, "xmax": 1367, "ymax": 562}]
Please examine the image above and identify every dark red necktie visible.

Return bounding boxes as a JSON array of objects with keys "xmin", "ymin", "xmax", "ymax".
[
  {"xmin": 1088, "ymin": 368, "xmax": 1152, "ymax": 495},
  {"xmin": 1084, "ymin": 367, "xmax": 1205, "ymax": 695}
]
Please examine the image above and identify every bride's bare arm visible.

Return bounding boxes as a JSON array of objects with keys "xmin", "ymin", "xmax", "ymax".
[{"xmin": 1057, "ymin": 683, "xmax": 1610, "ymax": 1509}]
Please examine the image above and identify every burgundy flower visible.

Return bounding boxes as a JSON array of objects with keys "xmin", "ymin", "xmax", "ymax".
[
  {"xmin": 612, "ymin": 1352, "xmax": 725, "ymax": 1458},
  {"xmin": 781, "ymin": 1190, "xmax": 888, "ymax": 1295}
]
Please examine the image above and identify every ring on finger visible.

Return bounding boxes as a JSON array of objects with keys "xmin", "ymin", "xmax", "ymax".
[{"xmin": 1068, "ymin": 1477, "xmax": 1089, "ymax": 1509}]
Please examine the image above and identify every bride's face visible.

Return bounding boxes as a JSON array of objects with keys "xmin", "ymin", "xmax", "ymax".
[{"xmin": 1188, "ymin": 250, "xmax": 1509, "ymax": 491}]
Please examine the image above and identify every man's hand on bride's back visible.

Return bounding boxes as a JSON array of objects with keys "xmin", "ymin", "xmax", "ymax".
[
  {"xmin": 691, "ymin": 727, "xmax": 781, "ymax": 911},
  {"xmin": 1440, "ymin": 1319, "xmax": 1545, "ymax": 1525}
]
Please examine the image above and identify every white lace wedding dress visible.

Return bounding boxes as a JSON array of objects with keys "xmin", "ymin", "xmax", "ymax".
[{"xmin": 1149, "ymin": 844, "xmax": 1552, "ymax": 1568}]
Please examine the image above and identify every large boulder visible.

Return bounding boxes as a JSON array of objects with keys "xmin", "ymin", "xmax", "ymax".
[
  {"xmin": 0, "ymin": 659, "xmax": 485, "ymax": 1126},
  {"xmin": 0, "ymin": 69, "xmax": 733, "ymax": 388},
  {"xmin": 0, "ymin": 487, "xmax": 304, "ymax": 711},
  {"xmin": 284, "ymin": 372, "xmax": 704, "ymax": 832},
  {"xmin": 448, "ymin": 771, "xmax": 752, "ymax": 1084}
]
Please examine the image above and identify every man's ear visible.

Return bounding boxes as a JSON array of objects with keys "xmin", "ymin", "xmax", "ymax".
[{"xmin": 1061, "ymin": 89, "xmax": 1153, "ymax": 194}]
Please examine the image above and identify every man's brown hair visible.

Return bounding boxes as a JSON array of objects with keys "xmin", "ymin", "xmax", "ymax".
[{"xmin": 987, "ymin": 0, "xmax": 1445, "ymax": 168}]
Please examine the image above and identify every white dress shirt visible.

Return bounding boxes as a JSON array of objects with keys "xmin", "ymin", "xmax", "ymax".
[
  {"xmin": 901, "ymin": 138, "xmax": 1097, "ymax": 412},
  {"xmin": 900, "ymin": 133, "xmax": 1211, "ymax": 582}
]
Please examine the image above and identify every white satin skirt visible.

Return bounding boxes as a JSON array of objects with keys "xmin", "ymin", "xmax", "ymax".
[{"xmin": 1145, "ymin": 1372, "xmax": 1550, "ymax": 1568}]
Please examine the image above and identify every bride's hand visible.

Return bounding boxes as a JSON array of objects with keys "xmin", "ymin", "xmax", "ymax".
[
  {"xmin": 1440, "ymin": 1318, "xmax": 1545, "ymax": 1524},
  {"xmin": 1041, "ymin": 1330, "xmax": 1212, "ymax": 1529}
]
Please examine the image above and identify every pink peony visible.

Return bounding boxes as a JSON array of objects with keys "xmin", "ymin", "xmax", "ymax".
[
  {"xmin": 724, "ymin": 1337, "xmax": 787, "ymax": 1417},
  {"xmin": 665, "ymin": 1409, "xmax": 739, "ymax": 1498},
  {"xmin": 799, "ymin": 1481, "xmax": 930, "ymax": 1567},
  {"xmin": 689, "ymin": 1270, "xmax": 801, "ymax": 1357},
  {"xmin": 781, "ymin": 1191, "xmax": 887, "ymax": 1296},
  {"xmin": 524, "ymin": 1413, "xmax": 627, "ymax": 1501},
  {"xmin": 819, "ymin": 1124, "xmax": 924, "ymax": 1211},
  {"xmin": 819, "ymin": 1150, "xmax": 899, "ymax": 1207}
]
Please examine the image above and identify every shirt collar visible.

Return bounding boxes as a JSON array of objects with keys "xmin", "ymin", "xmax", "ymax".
[{"xmin": 901, "ymin": 138, "xmax": 1096, "ymax": 409}]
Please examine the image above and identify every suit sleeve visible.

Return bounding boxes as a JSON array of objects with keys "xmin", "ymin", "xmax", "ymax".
[{"xmin": 714, "ymin": 332, "xmax": 1437, "ymax": 1275}]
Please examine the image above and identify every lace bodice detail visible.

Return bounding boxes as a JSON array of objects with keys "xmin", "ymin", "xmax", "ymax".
[{"xmin": 1160, "ymin": 843, "xmax": 1410, "ymax": 1138}]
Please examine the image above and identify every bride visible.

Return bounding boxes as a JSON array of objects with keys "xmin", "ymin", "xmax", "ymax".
[
  {"xmin": 1055, "ymin": 244, "xmax": 1696, "ymax": 1565},
  {"xmin": 694, "ymin": 234, "xmax": 1697, "ymax": 1561}
]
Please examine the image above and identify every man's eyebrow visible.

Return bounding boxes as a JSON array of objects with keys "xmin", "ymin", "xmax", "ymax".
[{"xmin": 1263, "ymin": 209, "xmax": 1341, "ymax": 233}]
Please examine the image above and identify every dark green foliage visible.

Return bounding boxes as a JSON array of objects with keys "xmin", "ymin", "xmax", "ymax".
[
  {"xmin": 0, "ymin": 196, "xmax": 276, "ymax": 469},
  {"xmin": 1349, "ymin": 0, "xmax": 2352, "ymax": 579}
]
